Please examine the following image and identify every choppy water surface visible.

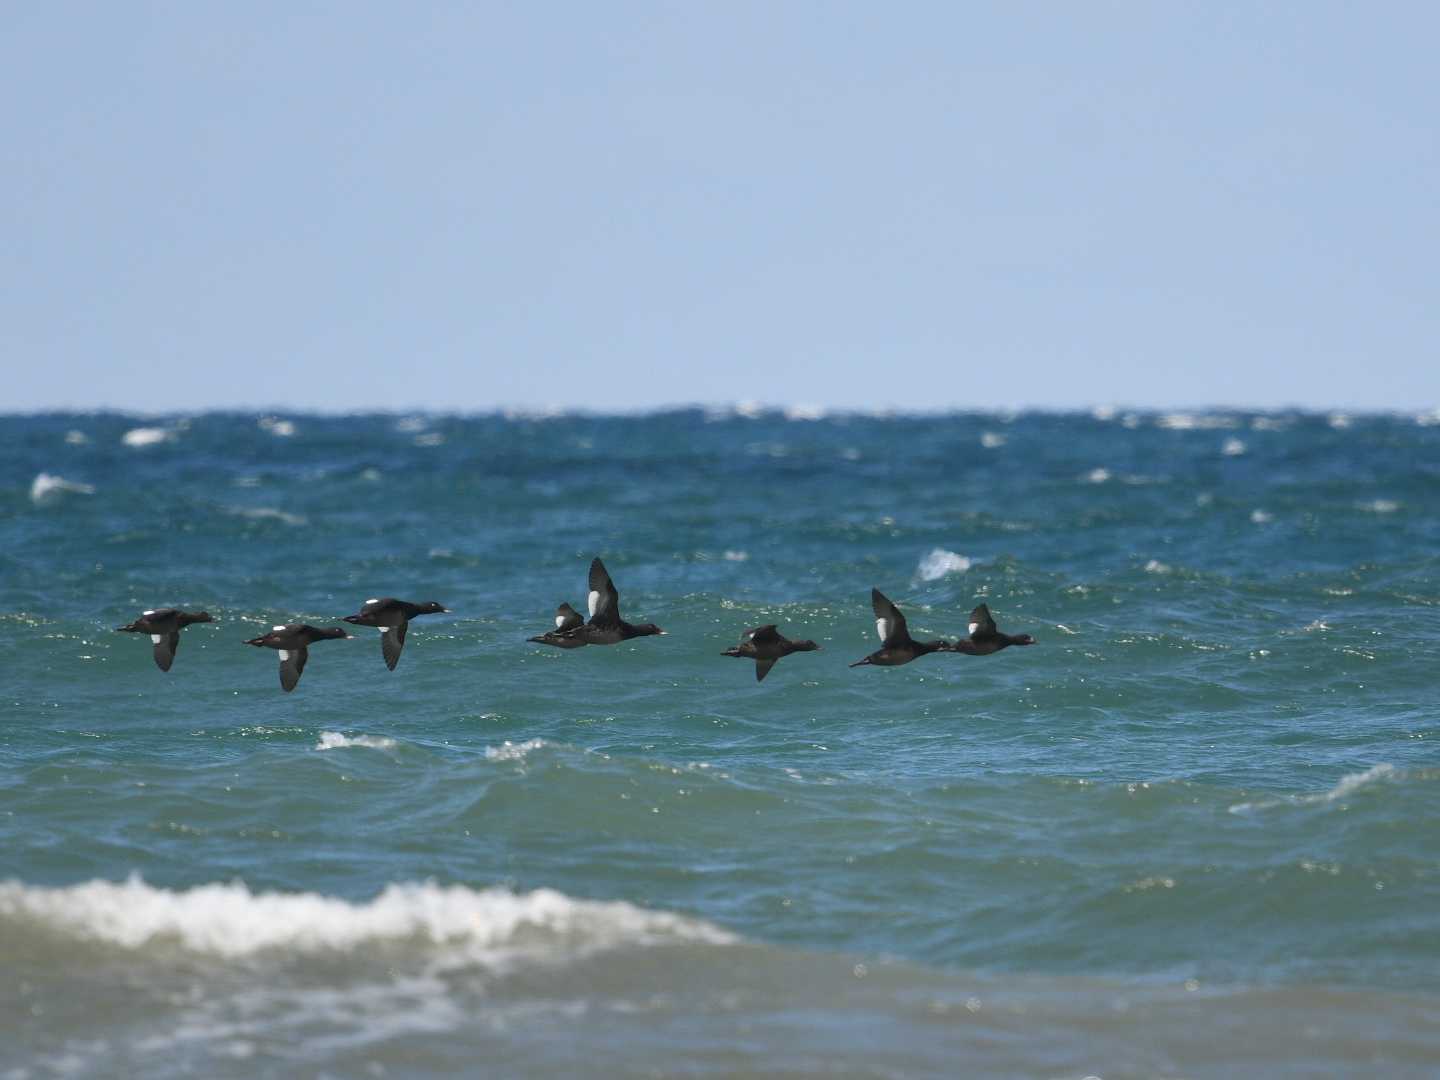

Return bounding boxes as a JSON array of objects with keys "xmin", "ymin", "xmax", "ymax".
[{"xmin": 3, "ymin": 410, "xmax": 1439, "ymax": 1078}]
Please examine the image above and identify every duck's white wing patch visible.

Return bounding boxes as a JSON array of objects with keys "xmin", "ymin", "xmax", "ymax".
[
  {"xmin": 588, "ymin": 589, "xmax": 602, "ymax": 618},
  {"xmin": 376, "ymin": 626, "xmax": 391, "ymax": 632},
  {"xmin": 876, "ymin": 616, "xmax": 895, "ymax": 643},
  {"xmin": 150, "ymin": 634, "xmax": 162, "ymax": 643},
  {"xmin": 143, "ymin": 610, "xmax": 156, "ymax": 616},
  {"xmin": 969, "ymin": 622, "xmax": 979, "ymax": 635},
  {"xmin": 366, "ymin": 599, "xmax": 379, "ymax": 604},
  {"xmin": 273, "ymin": 625, "xmax": 287, "ymax": 632},
  {"xmin": 556, "ymin": 613, "xmax": 567, "ymax": 628},
  {"xmin": 277, "ymin": 649, "xmax": 290, "ymax": 661}
]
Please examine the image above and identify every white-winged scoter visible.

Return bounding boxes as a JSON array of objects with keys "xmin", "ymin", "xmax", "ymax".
[
  {"xmin": 243, "ymin": 623, "xmax": 353, "ymax": 691},
  {"xmin": 341, "ymin": 598, "xmax": 450, "ymax": 670},
  {"xmin": 721, "ymin": 624, "xmax": 822, "ymax": 681},
  {"xmin": 849, "ymin": 588, "xmax": 949, "ymax": 668},
  {"xmin": 115, "ymin": 608, "xmax": 216, "ymax": 671},
  {"xmin": 528, "ymin": 558, "xmax": 666, "ymax": 648},
  {"xmin": 941, "ymin": 603, "xmax": 1037, "ymax": 655}
]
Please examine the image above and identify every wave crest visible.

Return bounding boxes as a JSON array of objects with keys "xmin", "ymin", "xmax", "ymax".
[{"xmin": 0, "ymin": 876, "xmax": 737, "ymax": 959}]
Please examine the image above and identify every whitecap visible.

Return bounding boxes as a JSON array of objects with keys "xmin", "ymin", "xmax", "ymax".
[
  {"xmin": 1250, "ymin": 509, "xmax": 1273, "ymax": 523},
  {"xmin": 65, "ymin": 430, "xmax": 87, "ymax": 444},
  {"xmin": 1222, "ymin": 439, "xmax": 1246, "ymax": 456},
  {"xmin": 484, "ymin": 739, "xmax": 550, "ymax": 762},
  {"xmin": 980, "ymin": 432, "xmax": 1005, "ymax": 448},
  {"xmin": 917, "ymin": 548, "xmax": 970, "ymax": 581},
  {"xmin": 1083, "ymin": 468, "xmax": 1111, "ymax": 484},
  {"xmin": 1360, "ymin": 500, "xmax": 1398, "ymax": 513},
  {"xmin": 414, "ymin": 432, "xmax": 444, "ymax": 446},
  {"xmin": 1143, "ymin": 560, "xmax": 1170, "ymax": 574},
  {"xmin": 734, "ymin": 400, "xmax": 765, "ymax": 419},
  {"xmin": 783, "ymin": 404, "xmax": 824, "ymax": 421},
  {"xmin": 257, "ymin": 417, "xmax": 296, "ymax": 437},
  {"xmin": 232, "ymin": 507, "xmax": 307, "ymax": 526},
  {"xmin": 316, "ymin": 732, "xmax": 397, "ymax": 751},
  {"xmin": 722, "ymin": 550, "xmax": 749, "ymax": 562},
  {"xmin": 1091, "ymin": 406, "xmax": 1117, "ymax": 421},
  {"xmin": 1307, "ymin": 763, "xmax": 1395, "ymax": 803},
  {"xmin": 1328, "ymin": 413, "xmax": 1353, "ymax": 429},
  {"xmin": 395, "ymin": 416, "xmax": 428, "ymax": 433},
  {"xmin": 30, "ymin": 473, "xmax": 94, "ymax": 502},
  {"xmin": 0, "ymin": 876, "xmax": 737, "ymax": 959},
  {"xmin": 1230, "ymin": 763, "xmax": 1396, "ymax": 813},
  {"xmin": 122, "ymin": 427, "xmax": 168, "ymax": 447}
]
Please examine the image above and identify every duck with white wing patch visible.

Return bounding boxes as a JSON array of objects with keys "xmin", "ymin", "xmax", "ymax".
[
  {"xmin": 243, "ymin": 623, "xmax": 354, "ymax": 691},
  {"xmin": 114, "ymin": 608, "xmax": 216, "ymax": 671},
  {"xmin": 341, "ymin": 597, "xmax": 451, "ymax": 670},
  {"xmin": 528, "ymin": 558, "xmax": 666, "ymax": 647}
]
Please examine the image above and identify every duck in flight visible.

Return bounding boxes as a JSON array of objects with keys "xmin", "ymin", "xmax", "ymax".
[
  {"xmin": 243, "ymin": 623, "xmax": 353, "ymax": 691},
  {"xmin": 528, "ymin": 558, "xmax": 666, "ymax": 647},
  {"xmin": 721, "ymin": 624, "xmax": 821, "ymax": 681},
  {"xmin": 115, "ymin": 608, "xmax": 215, "ymax": 671},
  {"xmin": 341, "ymin": 598, "xmax": 450, "ymax": 670},
  {"xmin": 942, "ymin": 603, "xmax": 1037, "ymax": 655},
  {"xmin": 850, "ymin": 589, "xmax": 950, "ymax": 668}
]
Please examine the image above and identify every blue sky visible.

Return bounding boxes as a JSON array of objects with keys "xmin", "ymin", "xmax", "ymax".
[{"xmin": 2, "ymin": 3, "xmax": 1437, "ymax": 413}]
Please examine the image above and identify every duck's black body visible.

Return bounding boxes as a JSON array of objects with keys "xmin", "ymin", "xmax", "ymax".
[
  {"xmin": 115, "ymin": 608, "xmax": 216, "ymax": 671},
  {"xmin": 341, "ymin": 597, "xmax": 450, "ymax": 670},
  {"xmin": 528, "ymin": 558, "xmax": 666, "ymax": 648},
  {"xmin": 721, "ymin": 624, "xmax": 821, "ymax": 681},
  {"xmin": 942, "ymin": 604, "xmax": 1037, "ymax": 656},
  {"xmin": 243, "ymin": 623, "xmax": 353, "ymax": 691},
  {"xmin": 850, "ymin": 589, "xmax": 949, "ymax": 668}
]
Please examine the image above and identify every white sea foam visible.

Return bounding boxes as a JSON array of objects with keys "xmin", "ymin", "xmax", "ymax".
[
  {"xmin": 257, "ymin": 417, "xmax": 296, "ymax": 437},
  {"xmin": 231, "ymin": 507, "xmax": 308, "ymax": 526},
  {"xmin": 1222, "ymin": 438, "xmax": 1246, "ymax": 456},
  {"xmin": 1359, "ymin": 499, "xmax": 1398, "ymax": 513},
  {"xmin": 917, "ymin": 548, "xmax": 971, "ymax": 581},
  {"xmin": 980, "ymin": 431, "xmax": 1005, "ymax": 448},
  {"xmin": 485, "ymin": 738, "xmax": 550, "ymax": 762},
  {"xmin": 1250, "ymin": 509, "xmax": 1273, "ymax": 523},
  {"xmin": 1156, "ymin": 413, "xmax": 1239, "ymax": 430},
  {"xmin": 1083, "ymin": 468, "xmax": 1111, "ymax": 483},
  {"xmin": 0, "ymin": 876, "xmax": 736, "ymax": 959},
  {"xmin": 122, "ymin": 427, "xmax": 169, "ymax": 447},
  {"xmin": 29, "ymin": 473, "xmax": 94, "ymax": 502},
  {"xmin": 1309, "ymin": 763, "xmax": 1395, "ymax": 802},
  {"xmin": 1230, "ymin": 764, "xmax": 1396, "ymax": 812},
  {"xmin": 316, "ymin": 731, "xmax": 398, "ymax": 751},
  {"xmin": 783, "ymin": 404, "xmax": 825, "ymax": 421}
]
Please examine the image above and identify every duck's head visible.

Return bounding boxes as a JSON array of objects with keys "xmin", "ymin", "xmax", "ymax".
[
  {"xmin": 632, "ymin": 623, "xmax": 667, "ymax": 637},
  {"xmin": 417, "ymin": 601, "xmax": 451, "ymax": 614}
]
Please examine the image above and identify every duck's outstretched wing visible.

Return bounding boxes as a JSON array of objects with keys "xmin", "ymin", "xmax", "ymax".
[
  {"xmin": 969, "ymin": 604, "xmax": 997, "ymax": 636},
  {"xmin": 745, "ymin": 624, "xmax": 781, "ymax": 643},
  {"xmin": 151, "ymin": 632, "xmax": 179, "ymax": 672},
  {"xmin": 380, "ymin": 623, "xmax": 407, "ymax": 670},
  {"xmin": 588, "ymin": 558, "xmax": 620, "ymax": 625},
  {"xmin": 755, "ymin": 657, "xmax": 778, "ymax": 681},
  {"xmin": 872, "ymin": 589, "xmax": 909, "ymax": 646},
  {"xmin": 556, "ymin": 603, "xmax": 584, "ymax": 631},
  {"xmin": 278, "ymin": 646, "xmax": 308, "ymax": 692}
]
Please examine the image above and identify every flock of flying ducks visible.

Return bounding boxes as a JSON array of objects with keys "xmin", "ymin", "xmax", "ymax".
[{"xmin": 115, "ymin": 558, "xmax": 1036, "ymax": 691}]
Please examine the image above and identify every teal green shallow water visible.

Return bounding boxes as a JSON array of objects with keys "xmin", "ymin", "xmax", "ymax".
[{"xmin": 2, "ymin": 410, "xmax": 1439, "ymax": 1077}]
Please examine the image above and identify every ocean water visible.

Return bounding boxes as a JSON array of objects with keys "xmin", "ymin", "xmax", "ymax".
[{"xmin": 3, "ymin": 409, "xmax": 1439, "ymax": 1079}]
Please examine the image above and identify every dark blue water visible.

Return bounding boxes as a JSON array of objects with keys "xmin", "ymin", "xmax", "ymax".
[{"xmin": 3, "ymin": 410, "xmax": 1438, "ymax": 1078}]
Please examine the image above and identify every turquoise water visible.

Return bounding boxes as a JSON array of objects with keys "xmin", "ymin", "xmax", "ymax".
[{"xmin": 3, "ymin": 410, "xmax": 1439, "ymax": 1077}]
